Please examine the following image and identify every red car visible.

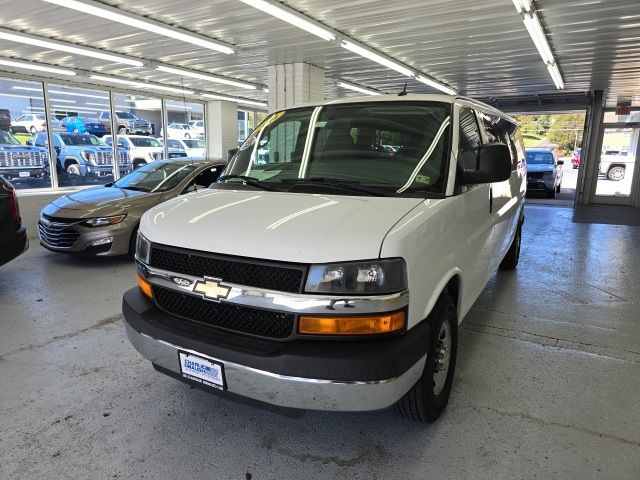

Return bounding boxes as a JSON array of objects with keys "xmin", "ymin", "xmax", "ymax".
[{"xmin": 572, "ymin": 148, "xmax": 581, "ymax": 169}]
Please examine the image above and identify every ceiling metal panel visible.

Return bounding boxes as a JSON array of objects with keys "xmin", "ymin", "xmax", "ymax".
[{"xmin": 0, "ymin": 0, "xmax": 639, "ymax": 107}]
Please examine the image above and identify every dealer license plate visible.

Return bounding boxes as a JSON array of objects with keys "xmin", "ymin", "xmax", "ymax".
[
  {"xmin": 178, "ymin": 351, "xmax": 226, "ymax": 390},
  {"xmin": 19, "ymin": 171, "xmax": 30, "ymax": 178}
]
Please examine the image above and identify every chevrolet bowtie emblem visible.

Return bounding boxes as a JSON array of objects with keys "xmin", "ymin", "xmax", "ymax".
[{"xmin": 192, "ymin": 277, "xmax": 231, "ymax": 302}]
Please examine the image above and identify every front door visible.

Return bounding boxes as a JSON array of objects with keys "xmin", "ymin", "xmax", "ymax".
[{"xmin": 589, "ymin": 113, "xmax": 640, "ymax": 205}]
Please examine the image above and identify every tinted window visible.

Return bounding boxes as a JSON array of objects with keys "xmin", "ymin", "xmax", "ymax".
[
  {"xmin": 129, "ymin": 137, "xmax": 162, "ymax": 147},
  {"xmin": 59, "ymin": 134, "xmax": 102, "ymax": 146},
  {"xmin": 458, "ymin": 108, "xmax": 481, "ymax": 171},
  {"xmin": 525, "ymin": 151, "xmax": 554, "ymax": 164},
  {"xmin": 113, "ymin": 161, "xmax": 196, "ymax": 193}
]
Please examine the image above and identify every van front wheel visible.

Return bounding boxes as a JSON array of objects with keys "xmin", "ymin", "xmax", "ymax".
[{"xmin": 396, "ymin": 294, "xmax": 458, "ymax": 423}]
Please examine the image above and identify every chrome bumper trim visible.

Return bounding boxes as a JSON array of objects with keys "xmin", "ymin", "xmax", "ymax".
[
  {"xmin": 137, "ymin": 262, "xmax": 409, "ymax": 315},
  {"xmin": 125, "ymin": 321, "xmax": 425, "ymax": 411}
]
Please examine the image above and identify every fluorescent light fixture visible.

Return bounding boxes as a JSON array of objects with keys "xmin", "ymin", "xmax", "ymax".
[
  {"xmin": 50, "ymin": 98, "xmax": 76, "ymax": 104},
  {"xmin": 512, "ymin": 0, "xmax": 532, "ymax": 13},
  {"xmin": 85, "ymin": 102, "xmax": 131, "ymax": 108},
  {"xmin": 547, "ymin": 63, "xmax": 564, "ymax": 89},
  {"xmin": 156, "ymin": 65, "xmax": 257, "ymax": 90},
  {"xmin": 0, "ymin": 28, "xmax": 143, "ymax": 66},
  {"xmin": 522, "ymin": 13, "xmax": 554, "ymax": 64},
  {"xmin": 341, "ymin": 40, "xmax": 414, "ymax": 77},
  {"xmin": 202, "ymin": 93, "xmax": 267, "ymax": 107},
  {"xmin": 415, "ymin": 75, "xmax": 457, "ymax": 95},
  {"xmin": 42, "ymin": 0, "xmax": 235, "ymax": 54},
  {"xmin": 337, "ymin": 80, "xmax": 381, "ymax": 96},
  {"xmin": 90, "ymin": 75, "xmax": 195, "ymax": 95},
  {"xmin": 0, "ymin": 57, "xmax": 76, "ymax": 76},
  {"xmin": 166, "ymin": 103, "xmax": 193, "ymax": 110},
  {"xmin": 238, "ymin": 0, "xmax": 335, "ymax": 41},
  {"xmin": 13, "ymin": 86, "xmax": 108, "ymax": 99},
  {"xmin": 0, "ymin": 93, "xmax": 45, "ymax": 100}
]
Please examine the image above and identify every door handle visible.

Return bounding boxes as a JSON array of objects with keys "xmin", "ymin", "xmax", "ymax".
[{"xmin": 489, "ymin": 185, "xmax": 493, "ymax": 214}]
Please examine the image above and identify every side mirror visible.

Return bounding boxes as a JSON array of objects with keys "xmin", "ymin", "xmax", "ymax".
[
  {"xmin": 463, "ymin": 144, "xmax": 512, "ymax": 184},
  {"xmin": 557, "ymin": 160, "xmax": 564, "ymax": 165},
  {"xmin": 227, "ymin": 148, "xmax": 239, "ymax": 160},
  {"xmin": 26, "ymin": 140, "xmax": 33, "ymax": 146}
]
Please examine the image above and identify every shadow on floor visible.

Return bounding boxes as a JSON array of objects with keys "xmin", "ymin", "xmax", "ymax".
[{"xmin": 573, "ymin": 204, "xmax": 640, "ymax": 226}]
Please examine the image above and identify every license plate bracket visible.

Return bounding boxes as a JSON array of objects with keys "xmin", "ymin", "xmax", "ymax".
[{"xmin": 178, "ymin": 351, "xmax": 226, "ymax": 390}]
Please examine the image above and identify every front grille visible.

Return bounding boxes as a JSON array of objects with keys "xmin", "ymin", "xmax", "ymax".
[
  {"xmin": 0, "ymin": 151, "xmax": 47, "ymax": 168},
  {"xmin": 154, "ymin": 286, "xmax": 295, "ymax": 339},
  {"xmin": 150, "ymin": 245, "xmax": 306, "ymax": 293},
  {"xmin": 91, "ymin": 151, "xmax": 113, "ymax": 166},
  {"xmin": 527, "ymin": 172, "xmax": 544, "ymax": 179},
  {"xmin": 39, "ymin": 215, "xmax": 80, "ymax": 248}
]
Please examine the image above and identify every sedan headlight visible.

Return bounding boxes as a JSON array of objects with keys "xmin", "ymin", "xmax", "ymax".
[
  {"xmin": 81, "ymin": 215, "xmax": 126, "ymax": 228},
  {"xmin": 305, "ymin": 259, "xmax": 407, "ymax": 295},
  {"xmin": 136, "ymin": 232, "xmax": 151, "ymax": 264}
]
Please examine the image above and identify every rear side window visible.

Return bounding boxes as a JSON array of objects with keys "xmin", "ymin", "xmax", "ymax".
[{"xmin": 458, "ymin": 108, "xmax": 481, "ymax": 171}]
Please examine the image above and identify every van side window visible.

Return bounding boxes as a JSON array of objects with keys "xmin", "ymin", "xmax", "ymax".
[{"xmin": 458, "ymin": 108, "xmax": 481, "ymax": 171}]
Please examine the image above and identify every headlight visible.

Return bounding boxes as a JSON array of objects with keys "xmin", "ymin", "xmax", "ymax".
[
  {"xmin": 81, "ymin": 215, "xmax": 126, "ymax": 227},
  {"xmin": 136, "ymin": 232, "xmax": 151, "ymax": 264},
  {"xmin": 543, "ymin": 172, "xmax": 555, "ymax": 180},
  {"xmin": 305, "ymin": 259, "xmax": 407, "ymax": 294}
]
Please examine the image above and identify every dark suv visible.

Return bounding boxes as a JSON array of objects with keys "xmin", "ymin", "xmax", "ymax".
[
  {"xmin": 33, "ymin": 132, "xmax": 131, "ymax": 178},
  {"xmin": 0, "ymin": 131, "xmax": 49, "ymax": 182}
]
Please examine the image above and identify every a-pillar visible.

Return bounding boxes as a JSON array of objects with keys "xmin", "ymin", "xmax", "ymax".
[
  {"xmin": 576, "ymin": 90, "xmax": 604, "ymax": 206},
  {"xmin": 267, "ymin": 63, "xmax": 324, "ymax": 112},
  {"xmin": 205, "ymin": 100, "xmax": 238, "ymax": 160}
]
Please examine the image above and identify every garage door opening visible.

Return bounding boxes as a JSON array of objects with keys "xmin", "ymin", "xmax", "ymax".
[{"xmin": 514, "ymin": 112, "xmax": 585, "ymax": 206}]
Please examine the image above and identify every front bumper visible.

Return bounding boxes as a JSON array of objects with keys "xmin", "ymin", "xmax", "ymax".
[
  {"xmin": 39, "ymin": 218, "xmax": 135, "ymax": 256},
  {"xmin": 122, "ymin": 288, "xmax": 429, "ymax": 412},
  {"xmin": 526, "ymin": 177, "xmax": 555, "ymax": 191},
  {"xmin": 0, "ymin": 166, "xmax": 47, "ymax": 180}
]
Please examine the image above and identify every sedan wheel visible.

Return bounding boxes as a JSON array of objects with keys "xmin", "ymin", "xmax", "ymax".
[{"xmin": 66, "ymin": 163, "xmax": 81, "ymax": 177}]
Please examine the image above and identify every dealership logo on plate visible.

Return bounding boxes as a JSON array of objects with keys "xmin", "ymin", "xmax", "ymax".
[{"xmin": 192, "ymin": 277, "xmax": 231, "ymax": 302}]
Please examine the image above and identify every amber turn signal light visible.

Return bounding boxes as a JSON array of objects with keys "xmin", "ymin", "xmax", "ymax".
[
  {"xmin": 298, "ymin": 311, "xmax": 405, "ymax": 335},
  {"xmin": 136, "ymin": 273, "xmax": 153, "ymax": 299}
]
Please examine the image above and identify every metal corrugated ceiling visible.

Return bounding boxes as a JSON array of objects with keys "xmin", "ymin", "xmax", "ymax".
[{"xmin": 0, "ymin": 0, "xmax": 639, "ymax": 107}]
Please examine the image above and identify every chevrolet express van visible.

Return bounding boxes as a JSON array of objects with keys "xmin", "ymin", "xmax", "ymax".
[{"xmin": 123, "ymin": 95, "xmax": 526, "ymax": 422}]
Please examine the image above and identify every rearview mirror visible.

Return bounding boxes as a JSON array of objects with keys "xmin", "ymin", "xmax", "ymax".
[{"xmin": 463, "ymin": 144, "xmax": 512, "ymax": 184}]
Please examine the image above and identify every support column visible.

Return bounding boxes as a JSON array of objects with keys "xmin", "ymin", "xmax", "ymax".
[
  {"xmin": 205, "ymin": 100, "xmax": 238, "ymax": 160},
  {"xmin": 576, "ymin": 90, "xmax": 604, "ymax": 206},
  {"xmin": 267, "ymin": 63, "xmax": 324, "ymax": 112}
]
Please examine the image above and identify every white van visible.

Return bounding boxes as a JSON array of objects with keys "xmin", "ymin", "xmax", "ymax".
[{"xmin": 124, "ymin": 94, "xmax": 526, "ymax": 422}]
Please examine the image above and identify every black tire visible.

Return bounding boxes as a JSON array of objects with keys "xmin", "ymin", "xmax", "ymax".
[
  {"xmin": 128, "ymin": 226, "xmax": 139, "ymax": 258},
  {"xmin": 556, "ymin": 183, "xmax": 561, "ymax": 193},
  {"xmin": 30, "ymin": 126, "xmax": 37, "ymax": 134},
  {"xmin": 397, "ymin": 294, "xmax": 458, "ymax": 423},
  {"xmin": 118, "ymin": 126, "xmax": 128, "ymax": 135},
  {"xmin": 546, "ymin": 187, "xmax": 556, "ymax": 198},
  {"xmin": 133, "ymin": 160, "xmax": 146, "ymax": 170},
  {"xmin": 499, "ymin": 222, "xmax": 522, "ymax": 270}
]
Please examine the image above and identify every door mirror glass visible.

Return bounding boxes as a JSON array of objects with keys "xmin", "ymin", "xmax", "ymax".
[{"xmin": 463, "ymin": 144, "xmax": 512, "ymax": 184}]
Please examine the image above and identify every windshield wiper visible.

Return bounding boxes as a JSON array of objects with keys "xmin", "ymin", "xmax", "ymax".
[
  {"xmin": 281, "ymin": 178, "xmax": 389, "ymax": 197},
  {"xmin": 120, "ymin": 185, "xmax": 150, "ymax": 192},
  {"xmin": 218, "ymin": 174, "xmax": 276, "ymax": 191}
]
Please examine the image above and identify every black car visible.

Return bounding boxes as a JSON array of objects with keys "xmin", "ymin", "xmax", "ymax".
[{"xmin": 0, "ymin": 176, "xmax": 28, "ymax": 267}]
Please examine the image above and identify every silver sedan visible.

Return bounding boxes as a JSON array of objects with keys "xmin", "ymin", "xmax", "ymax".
[{"xmin": 38, "ymin": 159, "xmax": 225, "ymax": 256}]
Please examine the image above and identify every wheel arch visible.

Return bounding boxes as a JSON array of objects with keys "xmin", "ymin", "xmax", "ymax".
[
  {"xmin": 63, "ymin": 156, "xmax": 79, "ymax": 169},
  {"xmin": 421, "ymin": 268, "xmax": 463, "ymax": 325}
]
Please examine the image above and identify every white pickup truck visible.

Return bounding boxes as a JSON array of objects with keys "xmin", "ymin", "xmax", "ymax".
[
  {"xmin": 123, "ymin": 95, "xmax": 526, "ymax": 423},
  {"xmin": 599, "ymin": 150, "xmax": 632, "ymax": 181}
]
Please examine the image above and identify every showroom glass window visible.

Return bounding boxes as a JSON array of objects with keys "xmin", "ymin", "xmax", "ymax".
[
  {"xmin": 45, "ymin": 84, "xmax": 118, "ymax": 187},
  {"xmin": 0, "ymin": 78, "xmax": 52, "ymax": 189},
  {"xmin": 165, "ymin": 100, "xmax": 205, "ymax": 156}
]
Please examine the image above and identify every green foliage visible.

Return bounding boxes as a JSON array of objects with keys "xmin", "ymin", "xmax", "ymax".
[{"xmin": 546, "ymin": 114, "xmax": 585, "ymax": 152}]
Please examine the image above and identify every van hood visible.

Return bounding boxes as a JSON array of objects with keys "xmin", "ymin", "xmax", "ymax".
[
  {"xmin": 140, "ymin": 189, "xmax": 425, "ymax": 263},
  {"xmin": 527, "ymin": 163, "xmax": 555, "ymax": 173}
]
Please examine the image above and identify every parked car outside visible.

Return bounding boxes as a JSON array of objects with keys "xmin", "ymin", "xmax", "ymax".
[
  {"xmin": 59, "ymin": 116, "xmax": 106, "ymax": 136},
  {"xmin": 599, "ymin": 150, "xmax": 631, "ymax": 181},
  {"xmin": 98, "ymin": 111, "xmax": 152, "ymax": 135},
  {"xmin": 104, "ymin": 135, "xmax": 187, "ymax": 170},
  {"xmin": 0, "ymin": 175, "xmax": 28, "ymax": 267},
  {"xmin": 33, "ymin": 132, "xmax": 131, "ymax": 178},
  {"xmin": 525, "ymin": 147, "xmax": 564, "ymax": 198},
  {"xmin": 39, "ymin": 159, "xmax": 224, "ymax": 256},
  {"xmin": 124, "ymin": 95, "xmax": 526, "ymax": 423},
  {"xmin": 189, "ymin": 120, "xmax": 205, "ymax": 137},
  {"xmin": 161, "ymin": 123, "xmax": 199, "ymax": 139},
  {"xmin": 11, "ymin": 114, "xmax": 63, "ymax": 134},
  {"xmin": 572, "ymin": 148, "xmax": 581, "ymax": 169},
  {"xmin": 0, "ymin": 131, "xmax": 49, "ymax": 182},
  {"xmin": 0, "ymin": 109, "xmax": 10, "ymax": 131},
  {"xmin": 164, "ymin": 138, "xmax": 205, "ymax": 157}
]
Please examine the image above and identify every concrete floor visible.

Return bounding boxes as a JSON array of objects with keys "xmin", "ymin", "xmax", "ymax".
[{"xmin": 1, "ymin": 200, "xmax": 639, "ymax": 479}]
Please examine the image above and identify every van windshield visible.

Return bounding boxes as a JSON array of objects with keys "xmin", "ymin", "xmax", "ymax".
[
  {"xmin": 223, "ymin": 102, "xmax": 452, "ymax": 196},
  {"xmin": 525, "ymin": 151, "xmax": 554, "ymax": 164}
]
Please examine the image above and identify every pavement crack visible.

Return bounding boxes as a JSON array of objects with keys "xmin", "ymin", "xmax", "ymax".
[
  {"xmin": 476, "ymin": 405, "xmax": 640, "ymax": 448},
  {"xmin": 0, "ymin": 314, "xmax": 123, "ymax": 360}
]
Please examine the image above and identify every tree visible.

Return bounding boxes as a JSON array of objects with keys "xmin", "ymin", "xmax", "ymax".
[{"xmin": 546, "ymin": 114, "xmax": 585, "ymax": 152}]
